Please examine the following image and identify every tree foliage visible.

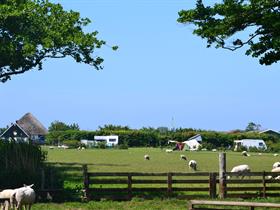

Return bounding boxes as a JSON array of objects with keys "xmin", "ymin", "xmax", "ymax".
[
  {"xmin": 48, "ymin": 120, "xmax": 80, "ymax": 132},
  {"xmin": 178, "ymin": 0, "xmax": 280, "ymax": 65},
  {"xmin": 0, "ymin": 0, "xmax": 117, "ymax": 82},
  {"xmin": 245, "ymin": 121, "xmax": 262, "ymax": 131}
]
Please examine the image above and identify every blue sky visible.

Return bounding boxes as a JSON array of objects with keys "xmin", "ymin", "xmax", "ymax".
[{"xmin": 1, "ymin": 0, "xmax": 279, "ymax": 131}]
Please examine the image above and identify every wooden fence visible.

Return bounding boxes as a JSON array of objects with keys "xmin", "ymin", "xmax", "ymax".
[{"xmin": 82, "ymin": 165, "xmax": 280, "ymax": 200}]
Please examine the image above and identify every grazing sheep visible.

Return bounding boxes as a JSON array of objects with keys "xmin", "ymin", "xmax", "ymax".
[
  {"xmin": 227, "ymin": 164, "xmax": 250, "ymax": 179},
  {"xmin": 165, "ymin": 149, "xmax": 173, "ymax": 153},
  {"xmin": 242, "ymin": 151, "xmax": 249, "ymax": 156},
  {"xmin": 268, "ymin": 167, "xmax": 280, "ymax": 180},
  {"xmin": 144, "ymin": 154, "xmax": 150, "ymax": 160},
  {"xmin": 188, "ymin": 160, "xmax": 197, "ymax": 171},
  {"xmin": 274, "ymin": 154, "xmax": 279, "ymax": 157},
  {"xmin": 212, "ymin": 149, "xmax": 217, "ymax": 152},
  {"xmin": 180, "ymin": 154, "xmax": 187, "ymax": 160},
  {"xmin": 11, "ymin": 184, "xmax": 36, "ymax": 210},
  {"xmin": 258, "ymin": 153, "xmax": 262, "ymax": 156},
  {"xmin": 273, "ymin": 162, "xmax": 280, "ymax": 169}
]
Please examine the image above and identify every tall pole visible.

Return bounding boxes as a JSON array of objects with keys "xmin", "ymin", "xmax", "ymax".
[{"xmin": 219, "ymin": 152, "xmax": 226, "ymax": 199}]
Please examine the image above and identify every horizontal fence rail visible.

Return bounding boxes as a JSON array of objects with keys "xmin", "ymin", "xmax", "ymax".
[
  {"xmin": 82, "ymin": 165, "xmax": 280, "ymax": 201},
  {"xmin": 7, "ymin": 163, "xmax": 279, "ymax": 201}
]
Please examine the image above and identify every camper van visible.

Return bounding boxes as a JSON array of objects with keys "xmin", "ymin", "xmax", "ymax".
[{"xmin": 234, "ymin": 139, "xmax": 267, "ymax": 151}]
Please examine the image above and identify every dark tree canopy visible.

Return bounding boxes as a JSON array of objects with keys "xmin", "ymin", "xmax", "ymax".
[
  {"xmin": 178, "ymin": 0, "xmax": 280, "ymax": 65},
  {"xmin": 0, "ymin": 0, "xmax": 117, "ymax": 82},
  {"xmin": 48, "ymin": 120, "xmax": 80, "ymax": 132}
]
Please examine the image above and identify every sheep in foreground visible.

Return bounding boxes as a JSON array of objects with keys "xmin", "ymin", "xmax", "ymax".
[
  {"xmin": 180, "ymin": 154, "xmax": 187, "ymax": 160},
  {"xmin": 273, "ymin": 162, "xmax": 280, "ymax": 169},
  {"xmin": 227, "ymin": 164, "xmax": 250, "ymax": 179},
  {"xmin": 165, "ymin": 149, "xmax": 173, "ymax": 153},
  {"xmin": 188, "ymin": 160, "xmax": 197, "ymax": 171},
  {"xmin": 268, "ymin": 167, "xmax": 280, "ymax": 180},
  {"xmin": 144, "ymin": 154, "xmax": 150, "ymax": 160},
  {"xmin": 11, "ymin": 184, "xmax": 36, "ymax": 210},
  {"xmin": 0, "ymin": 189, "xmax": 15, "ymax": 209}
]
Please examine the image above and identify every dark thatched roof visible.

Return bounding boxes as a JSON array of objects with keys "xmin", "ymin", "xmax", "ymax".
[{"xmin": 16, "ymin": 113, "xmax": 48, "ymax": 136}]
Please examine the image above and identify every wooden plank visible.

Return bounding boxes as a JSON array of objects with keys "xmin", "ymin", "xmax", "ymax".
[
  {"xmin": 189, "ymin": 200, "xmax": 280, "ymax": 207},
  {"xmin": 90, "ymin": 179, "xmax": 128, "ymax": 184},
  {"xmin": 172, "ymin": 187, "xmax": 209, "ymax": 192},
  {"xmin": 265, "ymin": 179, "xmax": 280, "ymax": 183},
  {"xmin": 83, "ymin": 164, "xmax": 90, "ymax": 201},
  {"xmin": 127, "ymin": 174, "xmax": 132, "ymax": 200},
  {"xmin": 226, "ymin": 193, "xmax": 259, "ymax": 198},
  {"xmin": 226, "ymin": 179, "xmax": 262, "ymax": 184},
  {"xmin": 209, "ymin": 173, "xmax": 217, "ymax": 199},
  {"xmin": 88, "ymin": 172, "xmax": 168, "ymax": 176},
  {"xmin": 265, "ymin": 187, "xmax": 280, "ymax": 191},
  {"xmin": 132, "ymin": 180, "xmax": 167, "ymax": 184},
  {"xmin": 173, "ymin": 180, "xmax": 209, "ymax": 184},
  {"xmin": 225, "ymin": 187, "xmax": 262, "ymax": 191}
]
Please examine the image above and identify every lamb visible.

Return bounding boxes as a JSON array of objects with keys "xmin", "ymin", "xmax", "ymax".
[
  {"xmin": 11, "ymin": 184, "xmax": 36, "ymax": 210},
  {"xmin": 188, "ymin": 160, "xmax": 197, "ymax": 171},
  {"xmin": 144, "ymin": 154, "xmax": 150, "ymax": 160},
  {"xmin": 272, "ymin": 162, "xmax": 280, "ymax": 169},
  {"xmin": 227, "ymin": 164, "xmax": 250, "ymax": 179},
  {"xmin": 165, "ymin": 149, "xmax": 173, "ymax": 153},
  {"xmin": 180, "ymin": 154, "xmax": 187, "ymax": 160},
  {"xmin": 268, "ymin": 167, "xmax": 280, "ymax": 180},
  {"xmin": 0, "ymin": 189, "xmax": 15, "ymax": 209}
]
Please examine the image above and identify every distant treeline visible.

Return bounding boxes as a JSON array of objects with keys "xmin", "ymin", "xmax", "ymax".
[{"xmin": 46, "ymin": 127, "xmax": 280, "ymax": 151}]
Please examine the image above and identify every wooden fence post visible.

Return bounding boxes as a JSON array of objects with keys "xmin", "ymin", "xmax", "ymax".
[
  {"xmin": 167, "ymin": 173, "xmax": 172, "ymax": 196},
  {"xmin": 83, "ymin": 164, "xmax": 90, "ymax": 201},
  {"xmin": 127, "ymin": 174, "xmax": 132, "ymax": 200},
  {"xmin": 41, "ymin": 167, "xmax": 45, "ymax": 190},
  {"xmin": 209, "ymin": 172, "xmax": 217, "ymax": 198},
  {"xmin": 262, "ymin": 171, "xmax": 266, "ymax": 198},
  {"xmin": 219, "ymin": 153, "xmax": 226, "ymax": 199}
]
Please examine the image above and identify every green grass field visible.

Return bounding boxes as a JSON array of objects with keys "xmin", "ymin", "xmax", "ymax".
[
  {"xmin": 44, "ymin": 147, "xmax": 279, "ymax": 172},
  {"xmin": 37, "ymin": 148, "xmax": 280, "ymax": 209}
]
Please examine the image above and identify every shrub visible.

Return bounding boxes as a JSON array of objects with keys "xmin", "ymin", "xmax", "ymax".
[
  {"xmin": 118, "ymin": 144, "xmax": 128, "ymax": 149},
  {"xmin": 62, "ymin": 140, "xmax": 80, "ymax": 148},
  {"xmin": 0, "ymin": 141, "xmax": 47, "ymax": 189},
  {"xmin": 97, "ymin": 141, "xmax": 106, "ymax": 149}
]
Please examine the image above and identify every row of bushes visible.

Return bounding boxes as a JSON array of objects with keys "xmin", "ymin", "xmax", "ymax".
[
  {"xmin": 0, "ymin": 141, "xmax": 46, "ymax": 189},
  {"xmin": 46, "ymin": 129, "xmax": 280, "ymax": 151}
]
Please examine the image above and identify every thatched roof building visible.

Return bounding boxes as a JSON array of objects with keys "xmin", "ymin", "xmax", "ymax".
[
  {"xmin": 0, "ymin": 113, "xmax": 47, "ymax": 143},
  {"xmin": 16, "ymin": 112, "xmax": 47, "ymax": 136}
]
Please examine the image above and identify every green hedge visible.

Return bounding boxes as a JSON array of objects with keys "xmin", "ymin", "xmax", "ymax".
[
  {"xmin": 45, "ymin": 129, "xmax": 280, "ymax": 151},
  {"xmin": 0, "ymin": 141, "xmax": 47, "ymax": 189}
]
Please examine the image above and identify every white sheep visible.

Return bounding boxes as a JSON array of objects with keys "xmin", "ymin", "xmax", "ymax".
[
  {"xmin": 227, "ymin": 164, "xmax": 250, "ymax": 179},
  {"xmin": 165, "ymin": 149, "xmax": 173, "ymax": 153},
  {"xmin": 268, "ymin": 167, "xmax": 280, "ymax": 180},
  {"xmin": 242, "ymin": 151, "xmax": 249, "ymax": 156},
  {"xmin": 272, "ymin": 162, "xmax": 280, "ymax": 169},
  {"xmin": 180, "ymin": 154, "xmax": 187, "ymax": 160},
  {"xmin": 274, "ymin": 154, "xmax": 279, "ymax": 157},
  {"xmin": 11, "ymin": 184, "xmax": 36, "ymax": 210},
  {"xmin": 144, "ymin": 154, "xmax": 150, "ymax": 160},
  {"xmin": 188, "ymin": 160, "xmax": 197, "ymax": 171},
  {"xmin": 0, "ymin": 189, "xmax": 15, "ymax": 209}
]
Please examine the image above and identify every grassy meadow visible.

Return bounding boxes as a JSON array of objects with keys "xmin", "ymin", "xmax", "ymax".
[
  {"xmin": 44, "ymin": 147, "xmax": 279, "ymax": 172},
  {"xmin": 34, "ymin": 147, "xmax": 280, "ymax": 209}
]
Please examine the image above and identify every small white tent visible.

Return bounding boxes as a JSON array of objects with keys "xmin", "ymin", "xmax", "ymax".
[{"xmin": 183, "ymin": 134, "xmax": 202, "ymax": 151}]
